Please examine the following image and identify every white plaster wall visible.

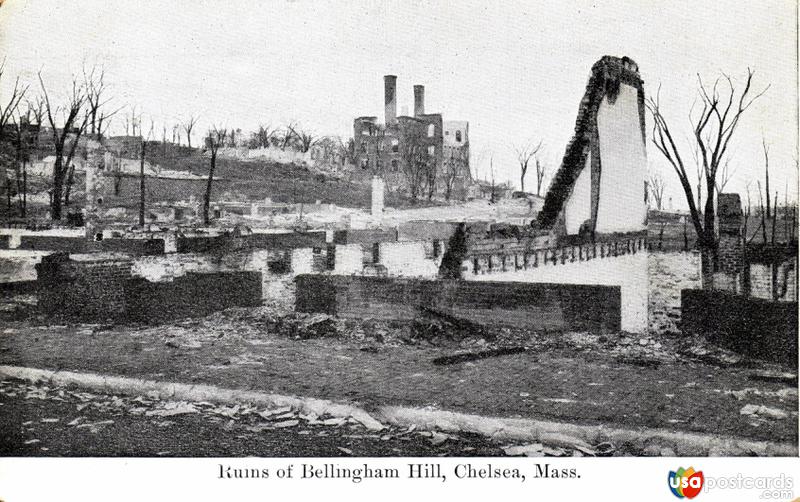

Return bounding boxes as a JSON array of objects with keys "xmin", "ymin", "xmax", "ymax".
[
  {"xmin": 465, "ymin": 251, "xmax": 649, "ymax": 333},
  {"xmin": 563, "ymin": 154, "xmax": 592, "ymax": 235},
  {"xmin": 291, "ymin": 248, "xmax": 314, "ymax": 274},
  {"xmin": 0, "ymin": 250, "xmax": 51, "ymax": 282},
  {"xmin": 595, "ymin": 83, "xmax": 647, "ymax": 233},
  {"xmin": 378, "ymin": 241, "xmax": 439, "ymax": 278},
  {"xmin": 332, "ymin": 244, "xmax": 363, "ymax": 275}
]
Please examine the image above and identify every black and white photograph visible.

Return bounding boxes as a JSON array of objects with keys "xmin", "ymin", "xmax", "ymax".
[{"xmin": 0, "ymin": 0, "xmax": 798, "ymax": 499}]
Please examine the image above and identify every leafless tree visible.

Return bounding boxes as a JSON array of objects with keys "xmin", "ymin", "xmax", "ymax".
[
  {"xmin": 83, "ymin": 63, "xmax": 122, "ymax": 138},
  {"xmin": 249, "ymin": 124, "xmax": 276, "ymax": 149},
  {"xmin": 399, "ymin": 127, "xmax": 431, "ymax": 201},
  {"xmin": 648, "ymin": 172, "xmax": 666, "ymax": 210},
  {"xmin": 287, "ymin": 124, "xmax": 316, "ymax": 153},
  {"xmin": 646, "ymin": 69, "xmax": 768, "ymax": 288},
  {"xmin": 277, "ymin": 124, "xmax": 296, "ymax": 151},
  {"xmin": 39, "ymin": 71, "xmax": 91, "ymax": 220},
  {"xmin": 10, "ymin": 100, "xmax": 44, "ymax": 216},
  {"xmin": 0, "ymin": 60, "xmax": 28, "ymax": 206},
  {"xmin": 534, "ymin": 154, "xmax": 549, "ymax": 197},
  {"xmin": 443, "ymin": 146, "xmax": 469, "ymax": 202},
  {"xmin": 513, "ymin": 139, "xmax": 542, "ymax": 194},
  {"xmin": 183, "ymin": 115, "xmax": 198, "ymax": 149},
  {"xmin": 762, "ymin": 137, "xmax": 771, "ymax": 219},
  {"xmin": 203, "ymin": 126, "xmax": 226, "ymax": 224}
]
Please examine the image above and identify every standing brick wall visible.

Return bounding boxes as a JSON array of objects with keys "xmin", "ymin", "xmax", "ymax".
[
  {"xmin": 20, "ymin": 236, "xmax": 164, "ymax": 255},
  {"xmin": 36, "ymin": 254, "xmax": 133, "ymax": 320},
  {"xmin": 295, "ymin": 274, "xmax": 621, "ymax": 332},
  {"xmin": 36, "ymin": 253, "xmax": 262, "ymax": 322},
  {"xmin": 125, "ymin": 271, "xmax": 262, "ymax": 323},
  {"xmin": 682, "ymin": 289, "xmax": 797, "ymax": 367}
]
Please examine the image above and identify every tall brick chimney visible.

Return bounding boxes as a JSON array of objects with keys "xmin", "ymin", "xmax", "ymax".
[
  {"xmin": 384, "ymin": 75, "xmax": 397, "ymax": 125},
  {"xmin": 414, "ymin": 85, "xmax": 425, "ymax": 117}
]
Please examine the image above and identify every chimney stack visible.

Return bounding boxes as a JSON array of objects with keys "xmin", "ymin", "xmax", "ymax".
[
  {"xmin": 413, "ymin": 85, "xmax": 425, "ymax": 117},
  {"xmin": 384, "ymin": 75, "xmax": 397, "ymax": 125}
]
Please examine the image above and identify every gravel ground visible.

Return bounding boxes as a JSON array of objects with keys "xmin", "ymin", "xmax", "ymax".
[
  {"xmin": 1, "ymin": 298, "xmax": 796, "ymax": 447},
  {"xmin": 0, "ymin": 378, "xmax": 600, "ymax": 457}
]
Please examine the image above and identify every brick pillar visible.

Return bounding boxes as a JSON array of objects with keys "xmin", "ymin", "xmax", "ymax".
[{"xmin": 716, "ymin": 193, "xmax": 744, "ymax": 292}]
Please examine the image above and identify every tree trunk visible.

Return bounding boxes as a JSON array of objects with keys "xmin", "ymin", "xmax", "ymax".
[
  {"xmin": 51, "ymin": 155, "xmax": 65, "ymax": 220},
  {"xmin": 22, "ymin": 165, "xmax": 26, "ymax": 218},
  {"xmin": 520, "ymin": 173, "xmax": 525, "ymax": 194},
  {"xmin": 63, "ymin": 164, "xmax": 75, "ymax": 207},
  {"xmin": 203, "ymin": 151, "xmax": 216, "ymax": 225},
  {"xmin": 139, "ymin": 142, "xmax": 146, "ymax": 226}
]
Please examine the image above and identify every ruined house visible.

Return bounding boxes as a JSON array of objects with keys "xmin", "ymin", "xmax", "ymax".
[{"xmin": 353, "ymin": 75, "xmax": 472, "ymax": 200}]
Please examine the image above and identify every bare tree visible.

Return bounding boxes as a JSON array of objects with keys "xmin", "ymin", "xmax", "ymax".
[
  {"xmin": 762, "ymin": 137, "xmax": 771, "ymax": 219},
  {"xmin": 399, "ymin": 127, "xmax": 431, "ymax": 201},
  {"xmin": 648, "ymin": 172, "xmax": 666, "ymax": 210},
  {"xmin": 249, "ymin": 124, "xmax": 275, "ymax": 149},
  {"xmin": 443, "ymin": 147, "xmax": 468, "ymax": 202},
  {"xmin": 83, "ymin": 63, "xmax": 121, "ymax": 138},
  {"xmin": 0, "ymin": 60, "xmax": 28, "ymax": 206},
  {"xmin": 203, "ymin": 127, "xmax": 226, "ymax": 224},
  {"xmin": 182, "ymin": 115, "xmax": 198, "ymax": 149},
  {"xmin": 513, "ymin": 139, "xmax": 542, "ymax": 194},
  {"xmin": 287, "ymin": 124, "xmax": 316, "ymax": 153},
  {"xmin": 277, "ymin": 124, "xmax": 296, "ymax": 151},
  {"xmin": 338, "ymin": 137, "xmax": 356, "ymax": 167},
  {"xmin": 534, "ymin": 154, "xmax": 549, "ymax": 196},
  {"xmin": 646, "ymin": 69, "xmax": 768, "ymax": 288},
  {"xmin": 10, "ymin": 100, "xmax": 44, "ymax": 217},
  {"xmin": 39, "ymin": 72, "xmax": 91, "ymax": 220}
]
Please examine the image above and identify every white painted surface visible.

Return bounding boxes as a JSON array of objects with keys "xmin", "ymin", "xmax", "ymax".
[
  {"xmin": 378, "ymin": 241, "xmax": 439, "ymax": 277},
  {"xmin": 291, "ymin": 248, "xmax": 314, "ymax": 274},
  {"xmin": 595, "ymin": 83, "xmax": 647, "ymax": 233},
  {"xmin": 332, "ymin": 244, "xmax": 363, "ymax": 275},
  {"xmin": 563, "ymin": 154, "xmax": 592, "ymax": 235},
  {"xmin": 371, "ymin": 176, "xmax": 385, "ymax": 216},
  {"xmin": 465, "ymin": 251, "xmax": 649, "ymax": 333},
  {"xmin": 0, "ymin": 250, "xmax": 52, "ymax": 282}
]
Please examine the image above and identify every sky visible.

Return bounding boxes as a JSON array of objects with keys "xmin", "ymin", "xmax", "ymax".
[{"xmin": 0, "ymin": 0, "xmax": 797, "ymax": 208}]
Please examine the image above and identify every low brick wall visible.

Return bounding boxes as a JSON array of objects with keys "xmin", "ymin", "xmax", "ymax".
[
  {"xmin": 333, "ymin": 228, "xmax": 397, "ymax": 245},
  {"xmin": 36, "ymin": 254, "xmax": 262, "ymax": 322},
  {"xmin": 20, "ymin": 236, "xmax": 164, "ymax": 255},
  {"xmin": 176, "ymin": 236, "xmax": 226, "ymax": 253},
  {"xmin": 296, "ymin": 275, "xmax": 621, "ymax": 332},
  {"xmin": 248, "ymin": 231, "xmax": 326, "ymax": 250},
  {"xmin": 36, "ymin": 254, "xmax": 133, "ymax": 319},
  {"xmin": 681, "ymin": 289, "xmax": 798, "ymax": 366},
  {"xmin": 177, "ymin": 231, "xmax": 327, "ymax": 254},
  {"xmin": 398, "ymin": 221, "xmax": 458, "ymax": 242},
  {"xmin": 125, "ymin": 271, "xmax": 262, "ymax": 323}
]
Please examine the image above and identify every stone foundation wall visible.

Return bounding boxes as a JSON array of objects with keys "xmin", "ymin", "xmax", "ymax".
[{"xmin": 648, "ymin": 251, "xmax": 701, "ymax": 335}]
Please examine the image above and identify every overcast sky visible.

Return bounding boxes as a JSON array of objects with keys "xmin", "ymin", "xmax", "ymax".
[{"xmin": 1, "ymin": 0, "xmax": 796, "ymax": 207}]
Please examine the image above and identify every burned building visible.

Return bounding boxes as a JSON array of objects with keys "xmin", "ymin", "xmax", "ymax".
[{"xmin": 353, "ymin": 75, "xmax": 471, "ymax": 200}]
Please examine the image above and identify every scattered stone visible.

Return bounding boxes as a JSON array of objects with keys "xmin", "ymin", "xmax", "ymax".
[
  {"xmin": 273, "ymin": 420, "xmax": 300, "ymax": 428},
  {"xmin": 503, "ymin": 443, "xmax": 544, "ymax": 457},
  {"xmin": 429, "ymin": 431, "xmax": 450, "ymax": 446},
  {"xmin": 337, "ymin": 446, "xmax": 353, "ymax": 456},
  {"xmin": 740, "ymin": 404, "xmax": 788, "ymax": 420}
]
